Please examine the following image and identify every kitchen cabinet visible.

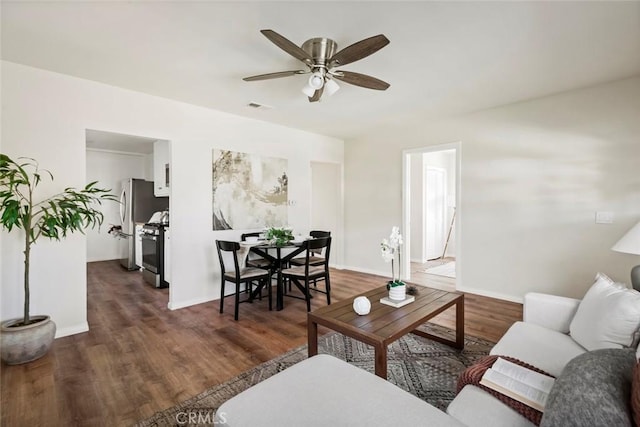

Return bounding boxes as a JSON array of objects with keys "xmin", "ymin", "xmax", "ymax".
[
  {"xmin": 153, "ymin": 140, "xmax": 170, "ymax": 197},
  {"xmin": 135, "ymin": 223, "xmax": 144, "ymax": 269},
  {"xmin": 163, "ymin": 227, "xmax": 171, "ymax": 285}
]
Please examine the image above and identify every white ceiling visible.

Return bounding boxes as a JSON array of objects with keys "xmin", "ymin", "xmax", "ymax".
[{"xmin": 3, "ymin": 1, "xmax": 640, "ymax": 140}]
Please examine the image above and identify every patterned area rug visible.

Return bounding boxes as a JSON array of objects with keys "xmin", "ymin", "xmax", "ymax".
[{"xmin": 137, "ymin": 323, "xmax": 494, "ymax": 426}]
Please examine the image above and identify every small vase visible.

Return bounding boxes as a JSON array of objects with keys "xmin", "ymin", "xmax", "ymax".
[{"xmin": 389, "ymin": 284, "xmax": 407, "ymax": 301}]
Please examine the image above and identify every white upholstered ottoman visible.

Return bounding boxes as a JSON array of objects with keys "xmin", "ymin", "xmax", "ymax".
[{"xmin": 215, "ymin": 354, "xmax": 464, "ymax": 426}]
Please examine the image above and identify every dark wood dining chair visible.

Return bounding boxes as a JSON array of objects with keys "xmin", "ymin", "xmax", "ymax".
[
  {"xmin": 216, "ymin": 240, "xmax": 272, "ymax": 321},
  {"xmin": 241, "ymin": 232, "xmax": 272, "ymax": 270},
  {"xmin": 310, "ymin": 230, "xmax": 332, "ymax": 238},
  {"xmin": 289, "ymin": 230, "xmax": 331, "ymax": 267},
  {"xmin": 281, "ymin": 237, "xmax": 332, "ymax": 312}
]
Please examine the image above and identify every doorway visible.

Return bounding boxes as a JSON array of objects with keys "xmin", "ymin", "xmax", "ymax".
[
  {"xmin": 402, "ymin": 143, "xmax": 460, "ymax": 291},
  {"xmin": 85, "ymin": 129, "xmax": 171, "ymax": 307}
]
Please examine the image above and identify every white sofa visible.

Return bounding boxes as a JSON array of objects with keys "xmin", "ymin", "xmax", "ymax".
[
  {"xmin": 216, "ymin": 282, "xmax": 640, "ymax": 426},
  {"xmin": 447, "ymin": 292, "xmax": 585, "ymax": 427},
  {"xmin": 448, "ymin": 277, "xmax": 640, "ymax": 427}
]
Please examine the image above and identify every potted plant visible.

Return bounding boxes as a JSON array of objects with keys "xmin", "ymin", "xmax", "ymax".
[
  {"xmin": 0, "ymin": 154, "xmax": 116, "ymax": 365},
  {"xmin": 265, "ymin": 226, "xmax": 294, "ymax": 247},
  {"xmin": 381, "ymin": 226, "xmax": 407, "ymax": 300}
]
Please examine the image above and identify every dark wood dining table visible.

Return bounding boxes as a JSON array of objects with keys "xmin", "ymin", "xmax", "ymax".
[{"xmin": 248, "ymin": 242, "xmax": 305, "ymax": 310}]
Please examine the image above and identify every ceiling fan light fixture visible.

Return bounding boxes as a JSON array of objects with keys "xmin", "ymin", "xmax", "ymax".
[
  {"xmin": 301, "ymin": 83, "xmax": 317, "ymax": 97},
  {"xmin": 308, "ymin": 72, "xmax": 325, "ymax": 90},
  {"xmin": 244, "ymin": 30, "xmax": 391, "ymax": 103},
  {"xmin": 324, "ymin": 78, "xmax": 340, "ymax": 96}
]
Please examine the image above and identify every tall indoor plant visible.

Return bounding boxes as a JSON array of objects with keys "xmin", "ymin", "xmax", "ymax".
[{"xmin": 0, "ymin": 154, "xmax": 116, "ymax": 364}]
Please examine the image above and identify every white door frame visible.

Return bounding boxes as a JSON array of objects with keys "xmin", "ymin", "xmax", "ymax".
[{"xmin": 402, "ymin": 142, "xmax": 461, "ymax": 286}]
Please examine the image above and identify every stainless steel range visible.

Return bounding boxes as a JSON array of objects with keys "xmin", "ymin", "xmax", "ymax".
[{"xmin": 141, "ymin": 222, "xmax": 169, "ymax": 288}]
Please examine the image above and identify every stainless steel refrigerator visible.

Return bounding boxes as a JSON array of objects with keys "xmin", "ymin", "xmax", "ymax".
[{"xmin": 119, "ymin": 178, "xmax": 168, "ymax": 270}]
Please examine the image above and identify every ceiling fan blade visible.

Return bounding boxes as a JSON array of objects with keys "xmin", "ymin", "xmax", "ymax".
[
  {"xmin": 329, "ymin": 34, "xmax": 389, "ymax": 68},
  {"xmin": 243, "ymin": 70, "xmax": 308, "ymax": 82},
  {"xmin": 308, "ymin": 87, "xmax": 324, "ymax": 103},
  {"xmin": 260, "ymin": 29, "xmax": 313, "ymax": 64},
  {"xmin": 332, "ymin": 71, "xmax": 390, "ymax": 91}
]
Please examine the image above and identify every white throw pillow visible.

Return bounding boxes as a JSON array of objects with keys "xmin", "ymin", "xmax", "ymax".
[{"xmin": 569, "ymin": 273, "xmax": 640, "ymax": 351}]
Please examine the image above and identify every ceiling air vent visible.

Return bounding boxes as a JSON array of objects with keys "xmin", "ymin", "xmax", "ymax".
[{"xmin": 246, "ymin": 102, "xmax": 273, "ymax": 110}]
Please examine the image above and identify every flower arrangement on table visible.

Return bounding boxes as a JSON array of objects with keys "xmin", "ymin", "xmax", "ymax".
[
  {"xmin": 381, "ymin": 226, "xmax": 405, "ymax": 288},
  {"xmin": 265, "ymin": 226, "xmax": 294, "ymax": 247}
]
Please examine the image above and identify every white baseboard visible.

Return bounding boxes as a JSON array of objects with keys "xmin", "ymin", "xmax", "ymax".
[
  {"xmin": 341, "ymin": 265, "xmax": 389, "ymax": 278},
  {"xmin": 55, "ymin": 322, "xmax": 89, "ymax": 338},
  {"xmin": 455, "ymin": 285, "xmax": 523, "ymax": 304},
  {"xmin": 168, "ymin": 295, "xmax": 216, "ymax": 310},
  {"xmin": 342, "ymin": 265, "xmax": 522, "ymax": 304}
]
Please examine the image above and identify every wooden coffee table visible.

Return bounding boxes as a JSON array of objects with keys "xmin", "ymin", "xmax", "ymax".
[{"xmin": 307, "ymin": 285, "xmax": 464, "ymax": 379}]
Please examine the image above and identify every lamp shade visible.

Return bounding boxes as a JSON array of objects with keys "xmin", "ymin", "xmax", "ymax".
[
  {"xmin": 324, "ymin": 78, "xmax": 340, "ymax": 96},
  {"xmin": 302, "ymin": 72, "xmax": 325, "ymax": 97},
  {"xmin": 308, "ymin": 72, "xmax": 324, "ymax": 90},
  {"xmin": 612, "ymin": 221, "xmax": 640, "ymax": 255},
  {"xmin": 301, "ymin": 84, "xmax": 316, "ymax": 97}
]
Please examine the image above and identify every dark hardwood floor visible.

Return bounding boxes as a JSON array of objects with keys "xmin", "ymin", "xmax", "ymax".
[{"xmin": 1, "ymin": 260, "xmax": 522, "ymax": 426}]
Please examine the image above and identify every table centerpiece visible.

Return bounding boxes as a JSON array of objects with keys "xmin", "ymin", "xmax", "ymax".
[{"xmin": 265, "ymin": 226, "xmax": 294, "ymax": 247}]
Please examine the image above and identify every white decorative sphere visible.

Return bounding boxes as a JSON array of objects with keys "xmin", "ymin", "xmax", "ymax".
[{"xmin": 353, "ymin": 296, "xmax": 371, "ymax": 315}]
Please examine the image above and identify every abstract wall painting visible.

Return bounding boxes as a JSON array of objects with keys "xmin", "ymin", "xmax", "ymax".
[{"xmin": 212, "ymin": 149, "xmax": 288, "ymax": 230}]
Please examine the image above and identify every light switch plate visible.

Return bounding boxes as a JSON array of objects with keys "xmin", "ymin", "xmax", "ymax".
[{"xmin": 595, "ymin": 211, "xmax": 614, "ymax": 224}]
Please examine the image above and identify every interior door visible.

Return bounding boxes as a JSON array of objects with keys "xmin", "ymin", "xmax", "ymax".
[{"xmin": 425, "ymin": 167, "xmax": 446, "ymax": 260}]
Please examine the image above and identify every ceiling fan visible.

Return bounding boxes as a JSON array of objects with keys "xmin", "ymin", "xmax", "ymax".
[{"xmin": 243, "ymin": 29, "xmax": 390, "ymax": 103}]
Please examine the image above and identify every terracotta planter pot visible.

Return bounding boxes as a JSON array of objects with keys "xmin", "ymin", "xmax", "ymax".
[{"xmin": 1, "ymin": 315, "xmax": 56, "ymax": 365}]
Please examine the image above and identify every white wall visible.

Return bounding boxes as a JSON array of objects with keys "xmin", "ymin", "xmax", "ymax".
[
  {"xmin": 345, "ymin": 76, "xmax": 640, "ymax": 301},
  {"xmin": 310, "ymin": 162, "xmax": 344, "ymax": 267},
  {"xmin": 1, "ymin": 61, "xmax": 343, "ymax": 336},
  {"xmin": 409, "ymin": 154, "xmax": 425, "ymax": 262},
  {"xmin": 85, "ymin": 149, "xmax": 150, "ymax": 262}
]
